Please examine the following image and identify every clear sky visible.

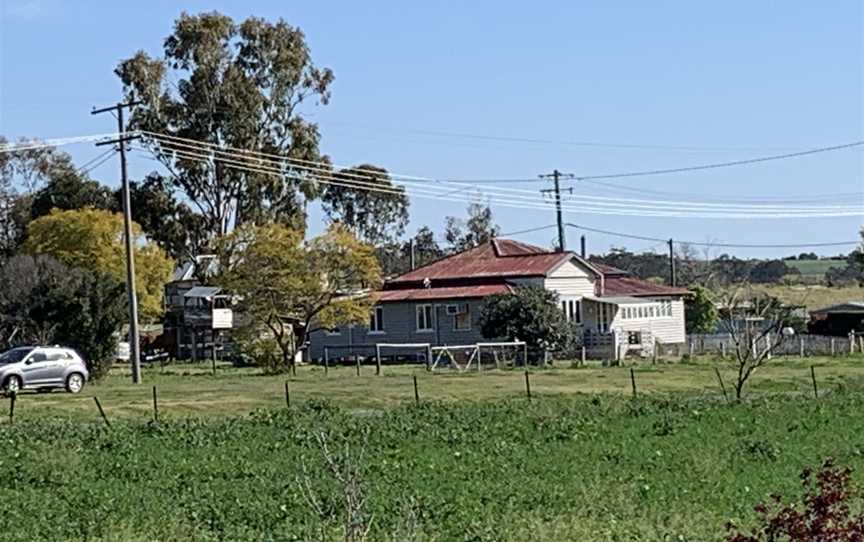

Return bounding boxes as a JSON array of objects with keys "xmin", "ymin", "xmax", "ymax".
[{"xmin": 1, "ymin": 0, "xmax": 862, "ymax": 258}]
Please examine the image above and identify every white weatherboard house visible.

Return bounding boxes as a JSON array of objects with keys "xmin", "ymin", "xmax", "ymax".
[{"xmin": 308, "ymin": 239, "xmax": 689, "ymax": 361}]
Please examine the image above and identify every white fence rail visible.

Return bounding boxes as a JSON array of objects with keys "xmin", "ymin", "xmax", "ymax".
[{"xmin": 686, "ymin": 332, "xmax": 863, "ymax": 357}]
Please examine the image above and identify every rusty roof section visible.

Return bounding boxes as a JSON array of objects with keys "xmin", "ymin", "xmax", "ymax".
[
  {"xmin": 387, "ymin": 239, "xmax": 571, "ymax": 286},
  {"xmin": 376, "ymin": 284, "xmax": 513, "ymax": 303},
  {"xmin": 602, "ymin": 275, "xmax": 689, "ymax": 297}
]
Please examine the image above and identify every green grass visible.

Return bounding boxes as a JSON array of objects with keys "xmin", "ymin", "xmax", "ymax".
[
  {"xmin": 752, "ymin": 284, "xmax": 864, "ymax": 311},
  {"xmin": 786, "ymin": 258, "xmax": 845, "ymax": 281},
  {"xmin": 4, "ymin": 358, "xmax": 864, "ymax": 541},
  {"xmin": 4, "ymin": 387, "xmax": 864, "ymax": 540},
  {"xmin": 7, "ymin": 355, "xmax": 864, "ymax": 421}
]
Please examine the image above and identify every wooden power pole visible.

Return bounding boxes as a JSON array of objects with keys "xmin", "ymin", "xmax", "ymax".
[
  {"xmin": 540, "ymin": 169, "xmax": 575, "ymax": 252},
  {"xmin": 92, "ymin": 100, "xmax": 143, "ymax": 384}
]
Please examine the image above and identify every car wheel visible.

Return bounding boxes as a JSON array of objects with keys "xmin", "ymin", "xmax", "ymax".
[
  {"xmin": 4, "ymin": 375, "xmax": 22, "ymax": 395},
  {"xmin": 65, "ymin": 373, "xmax": 85, "ymax": 394}
]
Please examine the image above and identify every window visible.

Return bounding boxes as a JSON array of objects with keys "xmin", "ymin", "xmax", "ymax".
[
  {"xmin": 562, "ymin": 299, "xmax": 582, "ymax": 324},
  {"xmin": 416, "ymin": 304, "xmax": 434, "ymax": 331},
  {"xmin": 628, "ymin": 331, "xmax": 642, "ymax": 345},
  {"xmin": 369, "ymin": 306, "xmax": 384, "ymax": 333},
  {"xmin": 597, "ymin": 304, "xmax": 610, "ymax": 333},
  {"xmin": 454, "ymin": 305, "xmax": 471, "ymax": 331},
  {"xmin": 29, "ymin": 351, "xmax": 48, "ymax": 363}
]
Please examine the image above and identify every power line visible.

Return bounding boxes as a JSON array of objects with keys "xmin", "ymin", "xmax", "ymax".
[
  {"xmin": 141, "ymin": 133, "xmax": 861, "ymax": 217},
  {"xmin": 0, "ymin": 134, "xmax": 121, "ymax": 154},
  {"xmin": 145, "ymin": 137, "xmax": 861, "ymax": 217},
  {"xmin": 565, "ymin": 222, "xmax": 859, "ymax": 249},
  {"xmin": 579, "ymin": 178, "xmax": 862, "ymax": 204},
  {"xmin": 499, "ymin": 224, "xmax": 559, "ymax": 237},
  {"xmin": 324, "ymin": 122, "xmax": 811, "ymax": 153},
  {"xmin": 573, "ymin": 140, "xmax": 864, "ymax": 181},
  {"xmin": 145, "ymin": 142, "xmax": 861, "ymax": 219},
  {"xmin": 76, "ymin": 148, "xmax": 117, "ymax": 176}
]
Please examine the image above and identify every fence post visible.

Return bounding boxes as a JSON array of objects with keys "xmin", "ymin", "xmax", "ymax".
[
  {"xmin": 688, "ymin": 338, "xmax": 694, "ymax": 357},
  {"xmin": 831, "ymin": 338, "xmax": 836, "ymax": 357},
  {"xmin": 284, "ymin": 381, "xmax": 290, "ymax": 407},
  {"xmin": 413, "ymin": 375, "xmax": 420, "ymax": 405},
  {"xmin": 323, "ymin": 347, "xmax": 329, "ymax": 376},
  {"xmin": 523, "ymin": 343, "xmax": 528, "ymax": 368},
  {"xmin": 765, "ymin": 333, "xmax": 772, "ymax": 360},
  {"xmin": 375, "ymin": 345, "xmax": 382, "ymax": 376},
  {"xmin": 93, "ymin": 397, "xmax": 110, "ymax": 428},
  {"xmin": 426, "ymin": 345, "xmax": 433, "ymax": 371},
  {"xmin": 8, "ymin": 393, "xmax": 15, "ymax": 425},
  {"xmin": 524, "ymin": 370, "xmax": 531, "ymax": 400},
  {"xmin": 152, "ymin": 386, "xmax": 158, "ymax": 423},
  {"xmin": 355, "ymin": 355, "xmax": 361, "ymax": 376},
  {"xmin": 799, "ymin": 336, "xmax": 805, "ymax": 358},
  {"xmin": 714, "ymin": 367, "xmax": 729, "ymax": 402},
  {"xmin": 721, "ymin": 341, "xmax": 726, "ymax": 359},
  {"xmin": 850, "ymin": 332, "xmax": 856, "ymax": 355},
  {"xmin": 810, "ymin": 365, "xmax": 818, "ymax": 399},
  {"xmin": 581, "ymin": 346, "xmax": 586, "ymax": 366},
  {"xmin": 630, "ymin": 368, "xmax": 637, "ymax": 398}
]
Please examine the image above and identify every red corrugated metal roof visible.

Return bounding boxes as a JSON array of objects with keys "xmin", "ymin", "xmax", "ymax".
[
  {"xmin": 590, "ymin": 262, "xmax": 629, "ymax": 275},
  {"xmin": 602, "ymin": 276, "xmax": 689, "ymax": 297},
  {"xmin": 388, "ymin": 240, "xmax": 570, "ymax": 285},
  {"xmin": 376, "ymin": 284, "xmax": 512, "ymax": 302}
]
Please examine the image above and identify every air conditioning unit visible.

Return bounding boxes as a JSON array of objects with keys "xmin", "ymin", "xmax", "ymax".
[{"xmin": 446, "ymin": 304, "xmax": 467, "ymax": 315}]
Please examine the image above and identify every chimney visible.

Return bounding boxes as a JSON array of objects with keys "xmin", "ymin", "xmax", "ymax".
[{"xmin": 580, "ymin": 235, "xmax": 586, "ymax": 259}]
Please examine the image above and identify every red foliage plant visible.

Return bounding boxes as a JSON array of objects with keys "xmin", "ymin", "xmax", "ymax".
[{"xmin": 727, "ymin": 459, "xmax": 864, "ymax": 541}]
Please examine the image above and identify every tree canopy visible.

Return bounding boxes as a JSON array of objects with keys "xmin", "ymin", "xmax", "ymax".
[
  {"xmin": 479, "ymin": 286, "xmax": 575, "ymax": 358},
  {"xmin": 23, "ymin": 208, "xmax": 175, "ymax": 322},
  {"xmin": 321, "ymin": 165, "xmax": 409, "ymax": 245},
  {"xmin": 0, "ymin": 255, "xmax": 126, "ymax": 379},
  {"xmin": 445, "ymin": 203, "xmax": 500, "ymax": 253},
  {"xmin": 685, "ymin": 285, "xmax": 719, "ymax": 334},
  {"xmin": 218, "ymin": 223, "xmax": 380, "ymax": 371},
  {"xmin": 117, "ymin": 11, "xmax": 334, "ymax": 244}
]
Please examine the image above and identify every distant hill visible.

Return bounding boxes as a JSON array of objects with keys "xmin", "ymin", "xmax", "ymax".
[{"xmin": 786, "ymin": 259, "xmax": 846, "ymax": 282}]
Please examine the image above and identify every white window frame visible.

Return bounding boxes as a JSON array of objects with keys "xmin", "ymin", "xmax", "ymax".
[
  {"xmin": 369, "ymin": 306, "xmax": 385, "ymax": 334},
  {"xmin": 597, "ymin": 303, "xmax": 611, "ymax": 333},
  {"xmin": 416, "ymin": 304, "xmax": 434, "ymax": 332},
  {"xmin": 562, "ymin": 298, "xmax": 582, "ymax": 324},
  {"xmin": 453, "ymin": 304, "xmax": 471, "ymax": 331}
]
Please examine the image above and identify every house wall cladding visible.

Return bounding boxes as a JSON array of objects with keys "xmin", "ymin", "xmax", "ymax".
[
  {"xmin": 543, "ymin": 260, "xmax": 597, "ymax": 297},
  {"xmin": 307, "ymin": 298, "xmax": 488, "ymax": 361},
  {"xmin": 609, "ymin": 299, "xmax": 686, "ymax": 345}
]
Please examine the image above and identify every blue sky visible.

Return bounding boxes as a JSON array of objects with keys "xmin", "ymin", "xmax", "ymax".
[{"xmin": 1, "ymin": 0, "xmax": 862, "ymax": 257}]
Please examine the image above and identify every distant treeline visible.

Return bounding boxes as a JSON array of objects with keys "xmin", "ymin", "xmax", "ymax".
[{"xmin": 590, "ymin": 248, "xmax": 862, "ymax": 287}]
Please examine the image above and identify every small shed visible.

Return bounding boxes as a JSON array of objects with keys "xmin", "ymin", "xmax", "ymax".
[{"xmin": 809, "ymin": 302, "xmax": 864, "ymax": 336}]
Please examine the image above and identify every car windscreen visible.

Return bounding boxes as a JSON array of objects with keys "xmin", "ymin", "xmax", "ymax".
[{"xmin": 0, "ymin": 348, "xmax": 34, "ymax": 364}]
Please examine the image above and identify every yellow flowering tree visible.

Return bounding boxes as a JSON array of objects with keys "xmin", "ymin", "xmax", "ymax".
[
  {"xmin": 219, "ymin": 223, "xmax": 380, "ymax": 372},
  {"xmin": 23, "ymin": 208, "xmax": 175, "ymax": 322}
]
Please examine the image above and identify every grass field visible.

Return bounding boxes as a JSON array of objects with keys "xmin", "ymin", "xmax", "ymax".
[
  {"xmin": 752, "ymin": 283, "xmax": 864, "ymax": 311},
  {"xmin": 4, "ymin": 379, "xmax": 864, "ymax": 540},
  {"xmin": 6, "ymin": 355, "xmax": 864, "ymax": 421},
  {"xmin": 5, "ymin": 358, "xmax": 864, "ymax": 541},
  {"xmin": 785, "ymin": 259, "xmax": 845, "ymax": 282}
]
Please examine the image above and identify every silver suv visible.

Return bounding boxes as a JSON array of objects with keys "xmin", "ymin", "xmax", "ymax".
[{"xmin": 0, "ymin": 347, "xmax": 89, "ymax": 394}]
